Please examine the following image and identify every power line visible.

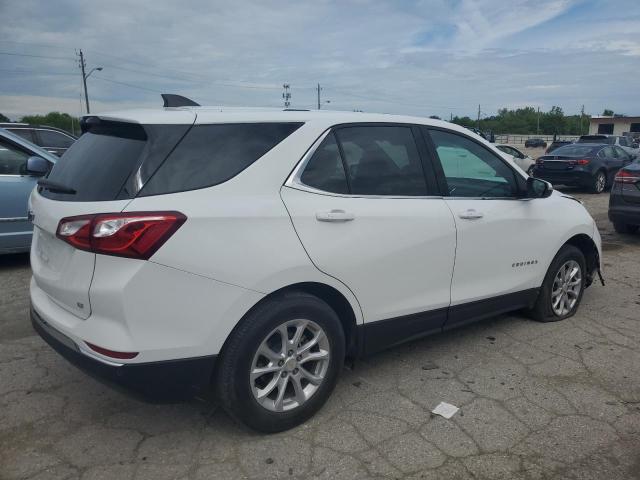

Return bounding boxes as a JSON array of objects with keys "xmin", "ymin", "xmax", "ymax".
[
  {"xmin": 0, "ymin": 51, "xmax": 73, "ymax": 61},
  {"xmin": 92, "ymin": 75, "xmax": 164, "ymax": 93}
]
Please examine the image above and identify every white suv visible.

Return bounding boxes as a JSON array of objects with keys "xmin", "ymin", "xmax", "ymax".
[{"xmin": 30, "ymin": 102, "xmax": 602, "ymax": 432}]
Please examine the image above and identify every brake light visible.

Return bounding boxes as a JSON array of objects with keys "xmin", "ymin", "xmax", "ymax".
[
  {"xmin": 569, "ymin": 159, "xmax": 590, "ymax": 166},
  {"xmin": 614, "ymin": 170, "xmax": 640, "ymax": 184},
  {"xmin": 86, "ymin": 342, "xmax": 139, "ymax": 359},
  {"xmin": 56, "ymin": 211, "xmax": 186, "ymax": 259}
]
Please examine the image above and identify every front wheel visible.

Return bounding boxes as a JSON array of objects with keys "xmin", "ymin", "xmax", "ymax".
[
  {"xmin": 216, "ymin": 291, "xmax": 345, "ymax": 433},
  {"xmin": 590, "ymin": 170, "xmax": 606, "ymax": 193},
  {"xmin": 528, "ymin": 245, "xmax": 586, "ymax": 322}
]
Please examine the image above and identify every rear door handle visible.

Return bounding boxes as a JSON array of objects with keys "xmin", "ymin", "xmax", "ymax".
[
  {"xmin": 316, "ymin": 209, "xmax": 355, "ymax": 222},
  {"xmin": 458, "ymin": 209, "xmax": 484, "ymax": 220}
]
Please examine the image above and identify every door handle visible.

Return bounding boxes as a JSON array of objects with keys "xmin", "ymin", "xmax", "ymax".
[
  {"xmin": 458, "ymin": 209, "xmax": 484, "ymax": 220},
  {"xmin": 316, "ymin": 209, "xmax": 355, "ymax": 222}
]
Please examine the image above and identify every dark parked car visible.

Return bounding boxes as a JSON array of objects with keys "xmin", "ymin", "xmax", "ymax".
[
  {"xmin": 0, "ymin": 123, "xmax": 77, "ymax": 156},
  {"xmin": 577, "ymin": 134, "xmax": 638, "ymax": 157},
  {"xmin": 532, "ymin": 143, "xmax": 633, "ymax": 193},
  {"xmin": 608, "ymin": 160, "xmax": 640, "ymax": 234},
  {"xmin": 546, "ymin": 140, "xmax": 572, "ymax": 153},
  {"xmin": 525, "ymin": 138, "xmax": 547, "ymax": 148}
]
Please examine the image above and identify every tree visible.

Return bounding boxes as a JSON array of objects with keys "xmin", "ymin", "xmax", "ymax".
[
  {"xmin": 19, "ymin": 112, "xmax": 79, "ymax": 135},
  {"xmin": 602, "ymin": 109, "xmax": 614, "ymax": 116},
  {"xmin": 0, "ymin": 113, "xmax": 10, "ymax": 122}
]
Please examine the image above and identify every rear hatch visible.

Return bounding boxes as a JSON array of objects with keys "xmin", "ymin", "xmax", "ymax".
[
  {"xmin": 31, "ymin": 113, "xmax": 195, "ymax": 319},
  {"xmin": 537, "ymin": 145, "xmax": 599, "ymax": 171}
]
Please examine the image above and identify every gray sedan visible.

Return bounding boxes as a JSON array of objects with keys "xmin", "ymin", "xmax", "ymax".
[{"xmin": 0, "ymin": 128, "xmax": 58, "ymax": 254}]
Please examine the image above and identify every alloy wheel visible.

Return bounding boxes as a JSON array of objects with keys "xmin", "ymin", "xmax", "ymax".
[
  {"xmin": 595, "ymin": 172, "xmax": 606, "ymax": 193},
  {"xmin": 250, "ymin": 319, "xmax": 330, "ymax": 412},
  {"xmin": 551, "ymin": 260, "xmax": 582, "ymax": 316}
]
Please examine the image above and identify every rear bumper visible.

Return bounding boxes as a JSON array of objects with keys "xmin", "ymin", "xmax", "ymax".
[
  {"xmin": 608, "ymin": 207, "xmax": 640, "ymax": 226},
  {"xmin": 31, "ymin": 306, "xmax": 216, "ymax": 400}
]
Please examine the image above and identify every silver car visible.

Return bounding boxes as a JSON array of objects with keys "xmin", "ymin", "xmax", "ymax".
[{"xmin": 0, "ymin": 128, "xmax": 58, "ymax": 254}]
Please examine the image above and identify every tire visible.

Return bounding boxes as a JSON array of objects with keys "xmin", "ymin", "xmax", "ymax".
[
  {"xmin": 528, "ymin": 245, "xmax": 586, "ymax": 322},
  {"xmin": 589, "ymin": 170, "xmax": 606, "ymax": 193},
  {"xmin": 613, "ymin": 222, "xmax": 639, "ymax": 234},
  {"xmin": 216, "ymin": 291, "xmax": 345, "ymax": 433}
]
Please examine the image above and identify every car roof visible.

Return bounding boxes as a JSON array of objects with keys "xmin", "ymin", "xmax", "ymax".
[
  {"xmin": 90, "ymin": 106, "xmax": 475, "ymax": 133},
  {"xmin": 0, "ymin": 128, "xmax": 59, "ymax": 163}
]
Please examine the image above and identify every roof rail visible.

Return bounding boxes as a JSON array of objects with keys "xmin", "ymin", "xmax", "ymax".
[{"xmin": 161, "ymin": 94, "xmax": 200, "ymax": 108}]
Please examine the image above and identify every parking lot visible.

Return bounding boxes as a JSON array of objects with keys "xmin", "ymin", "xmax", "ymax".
[{"xmin": 1, "ymin": 190, "xmax": 639, "ymax": 480}]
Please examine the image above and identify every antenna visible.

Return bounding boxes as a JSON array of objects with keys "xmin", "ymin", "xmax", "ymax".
[{"xmin": 282, "ymin": 84, "xmax": 291, "ymax": 109}]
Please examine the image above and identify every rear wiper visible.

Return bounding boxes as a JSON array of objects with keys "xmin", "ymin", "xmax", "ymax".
[{"xmin": 37, "ymin": 178, "xmax": 77, "ymax": 195}]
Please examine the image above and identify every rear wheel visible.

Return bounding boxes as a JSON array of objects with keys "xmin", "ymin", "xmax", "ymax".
[
  {"xmin": 613, "ymin": 222, "xmax": 639, "ymax": 234},
  {"xmin": 528, "ymin": 245, "xmax": 586, "ymax": 322},
  {"xmin": 590, "ymin": 170, "xmax": 606, "ymax": 193},
  {"xmin": 216, "ymin": 291, "xmax": 345, "ymax": 433}
]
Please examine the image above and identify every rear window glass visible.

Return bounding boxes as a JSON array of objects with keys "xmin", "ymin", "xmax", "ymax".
[
  {"xmin": 38, "ymin": 129, "xmax": 75, "ymax": 148},
  {"xmin": 551, "ymin": 145, "xmax": 599, "ymax": 156},
  {"xmin": 139, "ymin": 123, "xmax": 302, "ymax": 196},
  {"xmin": 579, "ymin": 136, "xmax": 613, "ymax": 144},
  {"xmin": 40, "ymin": 121, "xmax": 191, "ymax": 202}
]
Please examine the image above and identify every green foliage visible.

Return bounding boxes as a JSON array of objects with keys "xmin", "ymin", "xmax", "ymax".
[
  {"xmin": 19, "ymin": 112, "xmax": 79, "ymax": 135},
  {"xmin": 0, "ymin": 113, "xmax": 10, "ymax": 122},
  {"xmin": 602, "ymin": 109, "xmax": 614, "ymax": 116},
  {"xmin": 451, "ymin": 106, "xmax": 590, "ymax": 135}
]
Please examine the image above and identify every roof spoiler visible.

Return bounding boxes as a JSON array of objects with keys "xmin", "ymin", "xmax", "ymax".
[{"xmin": 161, "ymin": 94, "xmax": 200, "ymax": 108}]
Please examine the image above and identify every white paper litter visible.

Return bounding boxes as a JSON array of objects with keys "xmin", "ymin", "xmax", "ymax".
[{"xmin": 432, "ymin": 402, "xmax": 459, "ymax": 419}]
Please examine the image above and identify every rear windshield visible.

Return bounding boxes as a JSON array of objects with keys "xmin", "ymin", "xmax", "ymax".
[
  {"xmin": 578, "ymin": 136, "xmax": 613, "ymax": 144},
  {"xmin": 39, "ymin": 121, "xmax": 302, "ymax": 201},
  {"xmin": 550, "ymin": 145, "xmax": 599, "ymax": 156}
]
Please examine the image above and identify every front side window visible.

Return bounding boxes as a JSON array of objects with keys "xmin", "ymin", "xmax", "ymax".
[
  {"xmin": 334, "ymin": 126, "xmax": 428, "ymax": 196},
  {"xmin": 603, "ymin": 146, "xmax": 616, "ymax": 158},
  {"xmin": 0, "ymin": 138, "xmax": 30, "ymax": 175},
  {"xmin": 428, "ymin": 129, "xmax": 519, "ymax": 198},
  {"xmin": 614, "ymin": 146, "xmax": 630, "ymax": 161}
]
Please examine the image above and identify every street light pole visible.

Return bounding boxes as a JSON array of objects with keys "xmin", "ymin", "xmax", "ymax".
[{"xmin": 78, "ymin": 49, "xmax": 102, "ymax": 114}]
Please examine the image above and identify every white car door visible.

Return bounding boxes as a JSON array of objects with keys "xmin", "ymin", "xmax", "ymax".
[
  {"xmin": 424, "ymin": 127, "xmax": 551, "ymax": 329},
  {"xmin": 281, "ymin": 124, "xmax": 457, "ymax": 354}
]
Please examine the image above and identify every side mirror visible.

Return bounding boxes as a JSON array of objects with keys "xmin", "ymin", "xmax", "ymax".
[
  {"xmin": 26, "ymin": 156, "xmax": 49, "ymax": 176},
  {"xmin": 527, "ymin": 176, "xmax": 552, "ymax": 199},
  {"xmin": 632, "ymin": 143, "xmax": 639, "ymax": 149}
]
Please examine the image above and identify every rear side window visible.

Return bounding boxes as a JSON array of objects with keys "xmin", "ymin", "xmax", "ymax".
[
  {"xmin": 334, "ymin": 126, "xmax": 428, "ymax": 196},
  {"xmin": 37, "ymin": 130, "xmax": 74, "ymax": 148},
  {"xmin": 7, "ymin": 128, "xmax": 35, "ymax": 143},
  {"xmin": 300, "ymin": 133, "xmax": 348, "ymax": 194},
  {"xmin": 140, "ymin": 123, "xmax": 302, "ymax": 196}
]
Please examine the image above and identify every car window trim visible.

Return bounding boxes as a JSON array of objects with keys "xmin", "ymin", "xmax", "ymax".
[
  {"xmin": 421, "ymin": 126, "xmax": 528, "ymax": 200},
  {"xmin": 285, "ymin": 123, "xmax": 443, "ymax": 199}
]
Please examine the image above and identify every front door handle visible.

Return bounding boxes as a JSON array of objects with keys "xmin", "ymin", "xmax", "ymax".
[
  {"xmin": 458, "ymin": 208, "xmax": 484, "ymax": 220},
  {"xmin": 316, "ymin": 209, "xmax": 355, "ymax": 222}
]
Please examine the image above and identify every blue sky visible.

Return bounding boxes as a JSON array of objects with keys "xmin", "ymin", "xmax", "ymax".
[{"xmin": 0, "ymin": 0, "xmax": 638, "ymax": 119}]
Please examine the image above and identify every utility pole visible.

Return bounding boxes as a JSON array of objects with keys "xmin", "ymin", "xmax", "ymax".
[
  {"xmin": 78, "ymin": 50, "xmax": 89, "ymax": 114},
  {"xmin": 580, "ymin": 104, "xmax": 585, "ymax": 135},
  {"xmin": 317, "ymin": 83, "xmax": 321, "ymax": 110},
  {"xmin": 450, "ymin": 112, "xmax": 453, "ymax": 122},
  {"xmin": 476, "ymin": 104, "xmax": 481, "ymax": 130},
  {"xmin": 536, "ymin": 106, "xmax": 540, "ymax": 135},
  {"xmin": 282, "ymin": 84, "xmax": 291, "ymax": 109},
  {"xmin": 77, "ymin": 49, "xmax": 102, "ymax": 114}
]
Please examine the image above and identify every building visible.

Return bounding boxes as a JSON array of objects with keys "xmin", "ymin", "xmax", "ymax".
[{"xmin": 589, "ymin": 115, "xmax": 640, "ymax": 137}]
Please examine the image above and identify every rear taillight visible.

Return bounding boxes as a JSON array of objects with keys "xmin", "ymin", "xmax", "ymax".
[
  {"xmin": 56, "ymin": 211, "xmax": 186, "ymax": 259},
  {"xmin": 569, "ymin": 159, "xmax": 590, "ymax": 166},
  {"xmin": 614, "ymin": 170, "xmax": 640, "ymax": 184}
]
